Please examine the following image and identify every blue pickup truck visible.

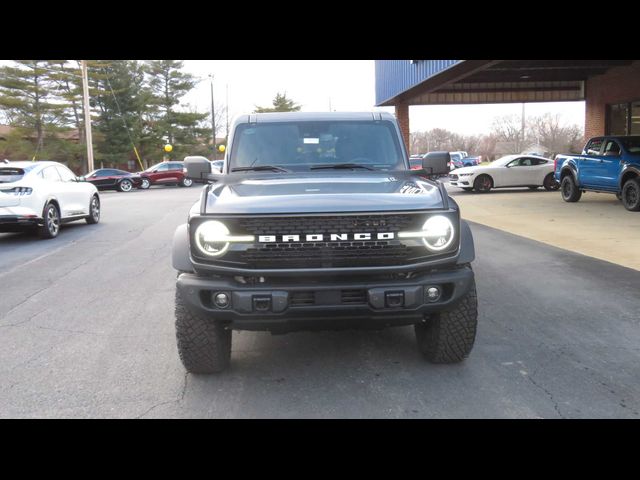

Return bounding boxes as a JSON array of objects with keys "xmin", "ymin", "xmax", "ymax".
[{"xmin": 554, "ymin": 135, "xmax": 640, "ymax": 211}]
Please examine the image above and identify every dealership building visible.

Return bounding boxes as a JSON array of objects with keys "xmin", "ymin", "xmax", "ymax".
[{"xmin": 374, "ymin": 60, "xmax": 640, "ymax": 149}]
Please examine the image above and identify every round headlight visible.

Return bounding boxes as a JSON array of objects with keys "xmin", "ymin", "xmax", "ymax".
[
  {"xmin": 194, "ymin": 220, "xmax": 231, "ymax": 257},
  {"xmin": 421, "ymin": 215, "xmax": 455, "ymax": 251}
]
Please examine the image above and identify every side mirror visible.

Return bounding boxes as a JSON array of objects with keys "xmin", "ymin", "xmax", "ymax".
[
  {"xmin": 184, "ymin": 156, "xmax": 212, "ymax": 181},
  {"xmin": 421, "ymin": 151, "xmax": 450, "ymax": 175}
]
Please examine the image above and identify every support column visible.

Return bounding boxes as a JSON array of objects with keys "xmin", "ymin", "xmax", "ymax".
[{"xmin": 395, "ymin": 103, "xmax": 410, "ymax": 154}]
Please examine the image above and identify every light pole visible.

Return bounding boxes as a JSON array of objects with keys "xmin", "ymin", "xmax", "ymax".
[{"xmin": 209, "ymin": 74, "xmax": 216, "ymax": 159}]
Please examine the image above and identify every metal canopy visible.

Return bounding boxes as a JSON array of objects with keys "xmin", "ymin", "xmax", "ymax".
[{"xmin": 377, "ymin": 60, "xmax": 635, "ymax": 106}]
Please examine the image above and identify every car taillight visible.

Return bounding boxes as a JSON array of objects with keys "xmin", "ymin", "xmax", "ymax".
[
  {"xmin": 554, "ymin": 156, "xmax": 559, "ymax": 171},
  {"xmin": 7, "ymin": 187, "xmax": 33, "ymax": 196}
]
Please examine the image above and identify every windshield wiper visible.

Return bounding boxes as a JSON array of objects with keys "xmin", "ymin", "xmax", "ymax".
[
  {"xmin": 310, "ymin": 163, "xmax": 375, "ymax": 171},
  {"xmin": 231, "ymin": 165, "xmax": 290, "ymax": 173}
]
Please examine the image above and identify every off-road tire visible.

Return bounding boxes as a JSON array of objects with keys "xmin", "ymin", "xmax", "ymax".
[
  {"xmin": 414, "ymin": 277, "xmax": 478, "ymax": 363},
  {"xmin": 175, "ymin": 289, "xmax": 231, "ymax": 373},
  {"xmin": 473, "ymin": 174, "xmax": 493, "ymax": 193},
  {"xmin": 621, "ymin": 178, "xmax": 640, "ymax": 211},
  {"xmin": 561, "ymin": 175, "xmax": 582, "ymax": 202},
  {"xmin": 543, "ymin": 173, "xmax": 560, "ymax": 191}
]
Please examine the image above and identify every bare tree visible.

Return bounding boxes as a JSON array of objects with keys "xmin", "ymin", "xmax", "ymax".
[
  {"xmin": 490, "ymin": 114, "xmax": 525, "ymax": 152},
  {"xmin": 526, "ymin": 113, "xmax": 584, "ymax": 155}
]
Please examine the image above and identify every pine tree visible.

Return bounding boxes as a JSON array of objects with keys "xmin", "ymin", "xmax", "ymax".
[
  {"xmin": 144, "ymin": 60, "xmax": 209, "ymax": 160},
  {"xmin": 0, "ymin": 60, "xmax": 68, "ymax": 160},
  {"xmin": 254, "ymin": 92, "xmax": 301, "ymax": 113},
  {"xmin": 91, "ymin": 60, "xmax": 153, "ymax": 168}
]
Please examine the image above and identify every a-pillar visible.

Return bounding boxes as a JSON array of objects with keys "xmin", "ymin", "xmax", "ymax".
[{"xmin": 395, "ymin": 103, "xmax": 410, "ymax": 153}]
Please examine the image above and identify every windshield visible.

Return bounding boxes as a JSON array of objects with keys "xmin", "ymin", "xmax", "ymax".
[
  {"xmin": 619, "ymin": 136, "xmax": 640, "ymax": 154},
  {"xmin": 229, "ymin": 120, "xmax": 404, "ymax": 171},
  {"xmin": 145, "ymin": 162, "xmax": 163, "ymax": 172}
]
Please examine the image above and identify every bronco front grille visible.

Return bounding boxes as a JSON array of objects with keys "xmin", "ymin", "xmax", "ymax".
[
  {"xmin": 242, "ymin": 241, "xmax": 410, "ymax": 268},
  {"xmin": 237, "ymin": 214, "xmax": 417, "ymax": 236},
  {"xmin": 191, "ymin": 212, "xmax": 457, "ymax": 270}
]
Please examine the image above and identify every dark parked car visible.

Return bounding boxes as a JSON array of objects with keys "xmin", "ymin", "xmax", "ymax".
[
  {"xmin": 83, "ymin": 169, "xmax": 143, "ymax": 192},
  {"xmin": 139, "ymin": 161, "xmax": 193, "ymax": 189}
]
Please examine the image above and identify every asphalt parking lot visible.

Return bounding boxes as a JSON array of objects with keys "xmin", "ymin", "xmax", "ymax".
[{"xmin": 1, "ymin": 186, "xmax": 639, "ymax": 418}]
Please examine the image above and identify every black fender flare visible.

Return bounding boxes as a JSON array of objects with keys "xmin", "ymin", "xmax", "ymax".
[
  {"xmin": 172, "ymin": 223, "xmax": 194, "ymax": 272},
  {"xmin": 620, "ymin": 166, "xmax": 640, "ymax": 189},
  {"xmin": 560, "ymin": 165, "xmax": 577, "ymax": 181},
  {"xmin": 457, "ymin": 220, "xmax": 475, "ymax": 265}
]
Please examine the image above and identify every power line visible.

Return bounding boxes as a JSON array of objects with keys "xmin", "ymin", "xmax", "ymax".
[{"xmin": 101, "ymin": 67, "xmax": 145, "ymax": 171}]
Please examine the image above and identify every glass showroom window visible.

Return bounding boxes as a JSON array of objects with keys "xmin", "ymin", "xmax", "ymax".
[
  {"xmin": 631, "ymin": 101, "xmax": 640, "ymax": 135},
  {"xmin": 608, "ymin": 103, "xmax": 628, "ymax": 135}
]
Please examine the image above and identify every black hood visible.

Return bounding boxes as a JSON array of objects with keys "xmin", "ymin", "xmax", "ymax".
[{"xmin": 203, "ymin": 171, "xmax": 448, "ymax": 214}]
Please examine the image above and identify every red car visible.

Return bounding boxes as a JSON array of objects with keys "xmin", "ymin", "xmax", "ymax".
[{"xmin": 138, "ymin": 161, "xmax": 193, "ymax": 189}]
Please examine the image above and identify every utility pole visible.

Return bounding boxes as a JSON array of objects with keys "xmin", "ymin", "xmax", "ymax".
[
  {"xmin": 209, "ymin": 74, "xmax": 216, "ymax": 159},
  {"xmin": 81, "ymin": 60, "xmax": 94, "ymax": 173},
  {"xmin": 225, "ymin": 83, "xmax": 229, "ymax": 143},
  {"xmin": 521, "ymin": 102, "xmax": 525, "ymax": 152}
]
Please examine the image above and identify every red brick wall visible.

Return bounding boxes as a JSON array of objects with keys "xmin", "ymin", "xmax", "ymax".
[
  {"xmin": 394, "ymin": 103, "xmax": 410, "ymax": 153},
  {"xmin": 585, "ymin": 61, "xmax": 640, "ymax": 139}
]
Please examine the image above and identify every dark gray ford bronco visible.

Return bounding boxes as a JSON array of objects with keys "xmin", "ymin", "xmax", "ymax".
[{"xmin": 172, "ymin": 112, "xmax": 478, "ymax": 373}]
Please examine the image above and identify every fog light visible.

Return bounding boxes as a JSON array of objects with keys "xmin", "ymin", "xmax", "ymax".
[
  {"xmin": 425, "ymin": 286, "xmax": 441, "ymax": 302},
  {"xmin": 213, "ymin": 292, "xmax": 230, "ymax": 308}
]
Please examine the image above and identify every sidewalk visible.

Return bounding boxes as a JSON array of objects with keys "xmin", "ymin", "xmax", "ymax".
[{"xmin": 450, "ymin": 188, "xmax": 640, "ymax": 271}]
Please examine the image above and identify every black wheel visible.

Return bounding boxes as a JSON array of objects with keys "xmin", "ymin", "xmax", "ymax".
[
  {"xmin": 414, "ymin": 277, "xmax": 478, "ymax": 363},
  {"xmin": 462, "ymin": 187, "xmax": 473, "ymax": 192},
  {"xmin": 473, "ymin": 175, "xmax": 493, "ymax": 193},
  {"xmin": 118, "ymin": 178, "xmax": 133, "ymax": 192},
  {"xmin": 139, "ymin": 178, "xmax": 150, "ymax": 189},
  {"xmin": 38, "ymin": 202, "xmax": 60, "ymax": 239},
  {"xmin": 543, "ymin": 173, "xmax": 560, "ymax": 191},
  {"xmin": 179, "ymin": 177, "xmax": 193, "ymax": 188},
  {"xmin": 86, "ymin": 195, "xmax": 100, "ymax": 224},
  {"xmin": 621, "ymin": 178, "xmax": 640, "ymax": 211},
  {"xmin": 175, "ymin": 289, "xmax": 231, "ymax": 373},
  {"xmin": 560, "ymin": 175, "xmax": 582, "ymax": 202}
]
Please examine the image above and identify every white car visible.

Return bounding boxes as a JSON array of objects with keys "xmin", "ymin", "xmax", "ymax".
[
  {"xmin": 449, "ymin": 154, "xmax": 559, "ymax": 193},
  {"xmin": 0, "ymin": 161, "xmax": 100, "ymax": 239}
]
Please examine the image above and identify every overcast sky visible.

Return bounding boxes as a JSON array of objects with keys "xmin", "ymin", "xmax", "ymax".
[
  {"xmin": 181, "ymin": 60, "xmax": 586, "ymax": 136},
  {"xmin": 0, "ymin": 60, "xmax": 586, "ymax": 135}
]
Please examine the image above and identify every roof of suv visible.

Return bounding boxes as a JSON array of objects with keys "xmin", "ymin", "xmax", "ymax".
[{"xmin": 237, "ymin": 111, "xmax": 396, "ymax": 123}]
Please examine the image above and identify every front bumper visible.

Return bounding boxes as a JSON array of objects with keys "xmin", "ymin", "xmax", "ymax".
[
  {"xmin": 449, "ymin": 175, "xmax": 473, "ymax": 187},
  {"xmin": 176, "ymin": 266, "xmax": 474, "ymax": 332}
]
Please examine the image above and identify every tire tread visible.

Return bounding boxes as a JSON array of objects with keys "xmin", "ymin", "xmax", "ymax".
[
  {"xmin": 175, "ymin": 289, "xmax": 231, "ymax": 373},
  {"xmin": 415, "ymin": 279, "xmax": 478, "ymax": 363}
]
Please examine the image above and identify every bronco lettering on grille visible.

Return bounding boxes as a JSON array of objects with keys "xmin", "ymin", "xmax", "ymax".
[{"xmin": 258, "ymin": 232, "xmax": 395, "ymax": 243}]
